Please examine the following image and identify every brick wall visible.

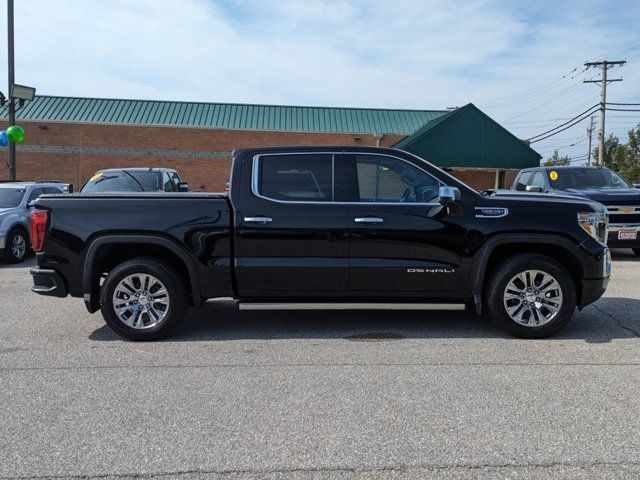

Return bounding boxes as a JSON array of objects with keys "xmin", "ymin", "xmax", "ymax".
[{"xmin": 0, "ymin": 120, "xmax": 518, "ymax": 191}]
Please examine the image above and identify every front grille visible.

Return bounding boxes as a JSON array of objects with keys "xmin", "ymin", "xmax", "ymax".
[
  {"xmin": 602, "ymin": 200, "xmax": 640, "ymax": 206},
  {"xmin": 608, "ymin": 213, "xmax": 640, "ymax": 224}
]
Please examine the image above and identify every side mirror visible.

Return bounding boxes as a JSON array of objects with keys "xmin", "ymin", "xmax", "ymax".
[
  {"xmin": 438, "ymin": 186, "xmax": 461, "ymax": 205},
  {"xmin": 177, "ymin": 182, "xmax": 189, "ymax": 192},
  {"xmin": 525, "ymin": 185, "xmax": 544, "ymax": 193}
]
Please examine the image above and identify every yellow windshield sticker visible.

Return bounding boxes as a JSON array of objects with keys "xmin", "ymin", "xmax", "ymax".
[
  {"xmin": 549, "ymin": 171, "xmax": 558, "ymax": 181},
  {"xmin": 89, "ymin": 172, "xmax": 103, "ymax": 182}
]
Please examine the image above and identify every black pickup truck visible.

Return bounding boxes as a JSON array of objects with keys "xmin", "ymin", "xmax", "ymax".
[{"xmin": 30, "ymin": 146, "xmax": 611, "ymax": 340}]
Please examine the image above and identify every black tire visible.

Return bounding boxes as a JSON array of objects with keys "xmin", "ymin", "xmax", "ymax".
[
  {"xmin": 99, "ymin": 257, "xmax": 189, "ymax": 340},
  {"xmin": 3, "ymin": 227, "xmax": 29, "ymax": 263},
  {"xmin": 633, "ymin": 248, "xmax": 640, "ymax": 257},
  {"xmin": 484, "ymin": 254, "xmax": 577, "ymax": 338}
]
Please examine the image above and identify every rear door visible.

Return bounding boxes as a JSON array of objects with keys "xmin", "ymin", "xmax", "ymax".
[
  {"xmin": 235, "ymin": 152, "xmax": 350, "ymax": 292},
  {"xmin": 345, "ymin": 153, "xmax": 471, "ymax": 294}
]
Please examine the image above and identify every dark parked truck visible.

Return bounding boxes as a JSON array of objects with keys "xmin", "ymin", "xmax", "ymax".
[
  {"xmin": 512, "ymin": 166, "xmax": 640, "ymax": 255},
  {"xmin": 30, "ymin": 146, "xmax": 611, "ymax": 340}
]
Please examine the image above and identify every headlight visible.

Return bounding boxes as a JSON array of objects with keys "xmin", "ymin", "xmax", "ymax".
[{"xmin": 577, "ymin": 212, "xmax": 608, "ymax": 243}]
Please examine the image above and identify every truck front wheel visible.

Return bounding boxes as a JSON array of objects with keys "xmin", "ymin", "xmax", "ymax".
[
  {"xmin": 99, "ymin": 257, "xmax": 189, "ymax": 340},
  {"xmin": 484, "ymin": 254, "xmax": 576, "ymax": 338}
]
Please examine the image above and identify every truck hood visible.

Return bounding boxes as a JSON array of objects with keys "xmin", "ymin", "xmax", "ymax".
[
  {"xmin": 557, "ymin": 187, "xmax": 640, "ymax": 203},
  {"xmin": 486, "ymin": 190, "xmax": 604, "ymax": 211}
]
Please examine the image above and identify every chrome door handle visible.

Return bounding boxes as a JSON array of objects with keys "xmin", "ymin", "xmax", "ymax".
[
  {"xmin": 354, "ymin": 217, "xmax": 384, "ymax": 223},
  {"xmin": 244, "ymin": 216, "xmax": 273, "ymax": 223}
]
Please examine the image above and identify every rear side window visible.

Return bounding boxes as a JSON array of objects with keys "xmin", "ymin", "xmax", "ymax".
[
  {"xmin": 42, "ymin": 187, "xmax": 62, "ymax": 194},
  {"xmin": 513, "ymin": 172, "xmax": 531, "ymax": 191},
  {"xmin": 256, "ymin": 154, "xmax": 333, "ymax": 202}
]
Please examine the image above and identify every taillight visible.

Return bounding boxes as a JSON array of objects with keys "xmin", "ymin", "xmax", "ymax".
[{"xmin": 30, "ymin": 210, "xmax": 48, "ymax": 253}]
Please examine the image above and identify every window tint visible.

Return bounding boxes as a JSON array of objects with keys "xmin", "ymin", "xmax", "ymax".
[
  {"xmin": 530, "ymin": 171, "xmax": 546, "ymax": 189},
  {"xmin": 514, "ymin": 172, "xmax": 531, "ymax": 191},
  {"xmin": 258, "ymin": 154, "xmax": 333, "ymax": 202},
  {"xmin": 26, "ymin": 188, "xmax": 44, "ymax": 204},
  {"xmin": 355, "ymin": 155, "xmax": 440, "ymax": 203}
]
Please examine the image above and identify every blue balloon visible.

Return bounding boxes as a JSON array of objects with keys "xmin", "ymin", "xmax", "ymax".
[{"xmin": 0, "ymin": 131, "xmax": 8, "ymax": 147}]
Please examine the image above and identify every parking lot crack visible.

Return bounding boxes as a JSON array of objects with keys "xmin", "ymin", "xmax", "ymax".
[
  {"xmin": 5, "ymin": 460, "xmax": 640, "ymax": 479},
  {"xmin": 593, "ymin": 303, "xmax": 640, "ymax": 337}
]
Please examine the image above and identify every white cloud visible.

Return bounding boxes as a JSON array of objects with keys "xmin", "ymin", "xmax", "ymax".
[{"xmin": 1, "ymin": 0, "xmax": 639, "ymax": 160}]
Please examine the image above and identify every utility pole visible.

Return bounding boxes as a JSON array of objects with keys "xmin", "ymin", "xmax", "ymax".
[
  {"xmin": 584, "ymin": 60, "xmax": 625, "ymax": 166},
  {"xmin": 586, "ymin": 116, "xmax": 594, "ymax": 166},
  {"xmin": 7, "ymin": 0, "xmax": 16, "ymax": 180}
]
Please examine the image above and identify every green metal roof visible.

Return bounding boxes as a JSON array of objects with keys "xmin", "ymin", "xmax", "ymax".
[
  {"xmin": 393, "ymin": 103, "xmax": 541, "ymax": 169},
  {"xmin": 1, "ymin": 95, "xmax": 448, "ymax": 135}
]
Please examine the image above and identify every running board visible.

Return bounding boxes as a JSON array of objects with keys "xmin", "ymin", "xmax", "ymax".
[{"xmin": 238, "ymin": 302, "xmax": 466, "ymax": 311}]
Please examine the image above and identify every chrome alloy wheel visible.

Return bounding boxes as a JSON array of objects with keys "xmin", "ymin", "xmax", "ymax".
[
  {"xmin": 112, "ymin": 273, "xmax": 170, "ymax": 329},
  {"xmin": 11, "ymin": 233, "xmax": 26, "ymax": 260},
  {"xmin": 503, "ymin": 270, "xmax": 563, "ymax": 327}
]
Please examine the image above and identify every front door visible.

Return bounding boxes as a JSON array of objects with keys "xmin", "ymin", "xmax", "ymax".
[
  {"xmin": 345, "ymin": 153, "xmax": 471, "ymax": 295},
  {"xmin": 235, "ymin": 152, "xmax": 350, "ymax": 293}
]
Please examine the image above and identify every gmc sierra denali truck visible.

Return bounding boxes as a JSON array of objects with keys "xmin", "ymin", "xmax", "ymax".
[{"xmin": 29, "ymin": 146, "xmax": 611, "ymax": 340}]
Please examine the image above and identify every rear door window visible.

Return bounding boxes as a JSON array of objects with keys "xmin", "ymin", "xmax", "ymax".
[{"xmin": 257, "ymin": 154, "xmax": 334, "ymax": 202}]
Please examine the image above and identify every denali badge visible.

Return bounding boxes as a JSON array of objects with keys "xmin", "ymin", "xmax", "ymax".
[{"xmin": 407, "ymin": 268, "xmax": 455, "ymax": 273}]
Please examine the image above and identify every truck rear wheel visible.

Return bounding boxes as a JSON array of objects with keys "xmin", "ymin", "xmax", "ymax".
[
  {"xmin": 484, "ymin": 254, "xmax": 576, "ymax": 338},
  {"xmin": 99, "ymin": 257, "xmax": 189, "ymax": 340}
]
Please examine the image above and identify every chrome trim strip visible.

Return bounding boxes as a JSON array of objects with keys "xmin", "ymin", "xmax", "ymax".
[
  {"xmin": 475, "ymin": 207, "xmax": 509, "ymax": 219},
  {"xmin": 251, "ymin": 152, "xmax": 443, "ymax": 206},
  {"xmin": 238, "ymin": 302, "xmax": 467, "ymax": 311}
]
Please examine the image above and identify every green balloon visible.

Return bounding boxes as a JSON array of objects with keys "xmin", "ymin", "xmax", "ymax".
[{"xmin": 6, "ymin": 125, "xmax": 25, "ymax": 143}]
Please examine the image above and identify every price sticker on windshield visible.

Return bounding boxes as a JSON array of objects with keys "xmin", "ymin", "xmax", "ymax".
[{"xmin": 549, "ymin": 171, "xmax": 558, "ymax": 181}]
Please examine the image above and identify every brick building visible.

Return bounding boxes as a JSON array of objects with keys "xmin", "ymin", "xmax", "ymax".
[{"xmin": 1, "ymin": 96, "xmax": 541, "ymax": 191}]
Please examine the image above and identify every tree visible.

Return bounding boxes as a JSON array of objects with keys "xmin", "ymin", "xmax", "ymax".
[
  {"xmin": 544, "ymin": 150, "xmax": 571, "ymax": 166},
  {"xmin": 593, "ymin": 124, "xmax": 640, "ymax": 183}
]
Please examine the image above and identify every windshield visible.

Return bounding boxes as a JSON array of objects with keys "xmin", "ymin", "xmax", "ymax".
[
  {"xmin": 81, "ymin": 171, "xmax": 160, "ymax": 193},
  {"xmin": 549, "ymin": 168, "xmax": 631, "ymax": 190},
  {"xmin": 0, "ymin": 188, "xmax": 25, "ymax": 208}
]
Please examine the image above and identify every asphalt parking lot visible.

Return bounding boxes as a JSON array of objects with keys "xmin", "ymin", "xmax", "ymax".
[{"xmin": 1, "ymin": 252, "xmax": 640, "ymax": 479}]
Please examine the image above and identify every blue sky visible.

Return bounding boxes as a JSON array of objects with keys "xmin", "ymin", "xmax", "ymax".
[{"xmin": 1, "ymin": 0, "xmax": 640, "ymax": 162}]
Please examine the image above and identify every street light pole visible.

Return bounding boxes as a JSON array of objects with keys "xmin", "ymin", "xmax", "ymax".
[{"xmin": 7, "ymin": 0, "xmax": 16, "ymax": 181}]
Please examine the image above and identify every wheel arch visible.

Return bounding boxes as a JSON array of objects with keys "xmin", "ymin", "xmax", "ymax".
[
  {"xmin": 470, "ymin": 234, "xmax": 585, "ymax": 314},
  {"xmin": 82, "ymin": 235, "xmax": 202, "ymax": 313}
]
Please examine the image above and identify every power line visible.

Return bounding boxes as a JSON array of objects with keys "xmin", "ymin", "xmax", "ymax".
[
  {"xmin": 526, "ymin": 104, "xmax": 599, "ymax": 141},
  {"xmin": 606, "ymin": 107, "xmax": 640, "ymax": 112}
]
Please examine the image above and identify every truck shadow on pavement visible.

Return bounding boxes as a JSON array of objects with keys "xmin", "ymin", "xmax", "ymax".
[{"xmin": 89, "ymin": 296, "xmax": 640, "ymax": 344}]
